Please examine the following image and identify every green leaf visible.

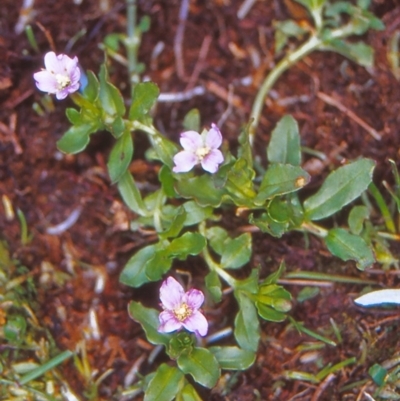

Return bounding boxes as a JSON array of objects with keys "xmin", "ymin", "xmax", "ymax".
[
  {"xmin": 267, "ymin": 115, "xmax": 301, "ymax": 165},
  {"xmin": 144, "ymin": 364, "xmax": 184, "ymax": 401},
  {"xmin": 255, "ymin": 164, "xmax": 310, "ymax": 204},
  {"xmin": 256, "ymin": 303, "xmax": 287, "ymax": 322},
  {"xmin": 66, "ymin": 108, "xmax": 81, "ymax": 125},
  {"xmin": 110, "ymin": 116, "xmax": 126, "ymax": 138},
  {"xmin": 322, "ymin": 40, "xmax": 374, "ymax": 68},
  {"xmin": 234, "ymin": 268, "xmax": 259, "ymax": 294},
  {"xmin": 206, "ymin": 226, "xmax": 229, "ymax": 256},
  {"xmin": 294, "ymin": 0, "xmax": 326, "ymax": 12},
  {"xmin": 175, "ymin": 175, "xmax": 226, "ymax": 207},
  {"xmin": 139, "ymin": 15, "xmax": 151, "ymax": 32},
  {"xmin": 99, "ymin": 64, "xmax": 125, "ymax": 118},
  {"xmin": 205, "ymin": 271, "xmax": 222, "ymax": 303},
  {"xmin": 325, "ymin": 228, "xmax": 375, "ymax": 270},
  {"xmin": 177, "ymin": 347, "xmax": 220, "ymax": 389},
  {"xmin": 348, "ymin": 205, "xmax": 369, "ymax": 235},
  {"xmin": 145, "ymin": 248, "xmax": 173, "ymax": 281},
  {"xmin": 117, "ymin": 171, "xmax": 147, "ymax": 216},
  {"xmin": 262, "ymin": 261, "xmax": 286, "ymax": 285},
  {"xmin": 129, "ymin": 82, "xmax": 159, "ymax": 121},
  {"xmin": 107, "ymin": 130, "xmax": 133, "ymax": 183},
  {"xmin": 160, "ymin": 207, "xmax": 186, "ymax": 239},
  {"xmin": 220, "ymin": 233, "xmax": 252, "ymax": 269},
  {"xmin": 225, "ymin": 158, "xmax": 256, "ymax": 205},
  {"xmin": 274, "ymin": 20, "xmax": 307, "ymax": 53},
  {"xmin": 209, "ymin": 346, "xmax": 256, "ymax": 370},
  {"xmin": 159, "ymin": 165, "xmax": 177, "ymax": 198},
  {"xmin": 168, "ymin": 332, "xmax": 195, "ymax": 359},
  {"xmin": 182, "ymin": 201, "xmax": 214, "ymax": 226},
  {"xmin": 268, "ymin": 197, "xmax": 292, "ymax": 223},
  {"xmin": 368, "ymin": 363, "xmax": 388, "ymax": 386},
  {"xmin": 103, "ymin": 33, "xmax": 122, "ymax": 51},
  {"xmin": 237, "ymin": 121, "xmax": 253, "ymax": 167},
  {"xmin": 177, "ymin": 383, "xmax": 203, "ymax": 401},
  {"xmin": 19, "ymin": 350, "xmax": 74, "ymax": 385},
  {"xmin": 168, "ymin": 232, "xmax": 206, "ymax": 259},
  {"xmin": 57, "ymin": 124, "xmax": 94, "ymax": 154},
  {"xmin": 249, "ymin": 212, "xmax": 288, "ymax": 238},
  {"xmin": 183, "ymin": 109, "xmax": 200, "ymax": 132},
  {"xmin": 4, "ymin": 315, "xmax": 26, "ymax": 343},
  {"xmin": 304, "ymin": 159, "xmax": 375, "ymax": 221},
  {"xmin": 128, "ymin": 301, "xmax": 171, "ymax": 346},
  {"xmin": 147, "ymin": 131, "xmax": 179, "ymax": 169},
  {"xmin": 120, "ymin": 244, "xmax": 156, "ymax": 287},
  {"xmin": 82, "ymin": 70, "xmax": 99, "ymax": 102},
  {"xmin": 234, "ymin": 291, "xmax": 260, "ymax": 352}
]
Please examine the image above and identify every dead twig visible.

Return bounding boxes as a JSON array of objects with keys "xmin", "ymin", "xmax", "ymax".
[
  {"xmin": 186, "ymin": 34, "xmax": 212, "ymax": 90},
  {"xmin": 0, "ymin": 114, "xmax": 23, "ymax": 154},
  {"xmin": 174, "ymin": 0, "xmax": 190, "ymax": 80},
  {"xmin": 316, "ymin": 91, "xmax": 381, "ymax": 141},
  {"xmin": 36, "ymin": 21, "xmax": 56, "ymax": 52},
  {"xmin": 311, "ymin": 373, "xmax": 336, "ymax": 401},
  {"xmin": 205, "ymin": 80, "xmax": 242, "ymax": 108}
]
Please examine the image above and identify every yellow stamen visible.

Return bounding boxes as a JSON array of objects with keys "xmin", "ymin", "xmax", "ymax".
[
  {"xmin": 195, "ymin": 146, "xmax": 210, "ymax": 160},
  {"xmin": 55, "ymin": 74, "xmax": 71, "ymax": 90},
  {"xmin": 173, "ymin": 303, "xmax": 192, "ymax": 321}
]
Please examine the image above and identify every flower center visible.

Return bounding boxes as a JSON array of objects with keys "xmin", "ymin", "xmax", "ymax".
[
  {"xmin": 55, "ymin": 74, "xmax": 71, "ymax": 90},
  {"xmin": 173, "ymin": 302, "xmax": 192, "ymax": 321},
  {"xmin": 195, "ymin": 146, "xmax": 211, "ymax": 161}
]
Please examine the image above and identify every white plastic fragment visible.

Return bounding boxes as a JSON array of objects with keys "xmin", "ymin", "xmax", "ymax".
[
  {"xmin": 46, "ymin": 206, "xmax": 82, "ymax": 235},
  {"xmin": 158, "ymin": 86, "xmax": 206, "ymax": 102},
  {"xmin": 354, "ymin": 289, "xmax": 400, "ymax": 306},
  {"xmin": 237, "ymin": 0, "xmax": 257, "ymax": 19},
  {"xmin": 87, "ymin": 308, "xmax": 101, "ymax": 340},
  {"xmin": 14, "ymin": 0, "xmax": 35, "ymax": 34},
  {"xmin": 61, "ymin": 384, "xmax": 80, "ymax": 401}
]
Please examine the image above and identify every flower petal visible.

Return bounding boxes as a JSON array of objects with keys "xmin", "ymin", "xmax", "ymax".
[
  {"xmin": 180, "ymin": 130, "xmax": 203, "ymax": 151},
  {"xmin": 201, "ymin": 149, "xmax": 224, "ymax": 173},
  {"xmin": 205, "ymin": 124, "xmax": 222, "ymax": 149},
  {"xmin": 158, "ymin": 310, "xmax": 182, "ymax": 333},
  {"xmin": 44, "ymin": 52, "xmax": 67, "ymax": 74},
  {"xmin": 64, "ymin": 56, "xmax": 79, "ymax": 75},
  {"xmin": 160, "ymin": 277, "xmax": 185, "ymax": 310},
  {"xmin": 183, "ymin": 310, "xmax": 208, "ymax": 336},
  {"xmin": 55, "ymin": 89, "xmax": 70, "ymax": 100},
  {"xmin": 68, "ymin": 82, "xmax": 80, "ymax": 93},
  {"xmin": 185, "ymin": 289, "xmax": 204, "ymax": 310},
  {"xmin": 33, "ymin": 70, "xmax": 58, "ymax": 93},
  {"xmin": 173, "ymin": 150, "xmax": 198, "ymax": 173}
]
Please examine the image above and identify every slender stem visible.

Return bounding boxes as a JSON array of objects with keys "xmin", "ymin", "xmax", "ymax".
[
  {"xmin": 249, "ymin": 34, "xmax": 322, "ymax": 145},
  {"xmin": 126, "ymin": 0, "xmax": 139, "ymax": 93},
  {"xmin": 300, "ymin": 221, "xmax": 328, "ymax": 238},
  {"xmin": 153, "ymin": 190, "xmax": 165, "ymax": 233},
  {"xmin": 369, "ymin": 182, "xmax": 396, "ymax": 234},
  {"xmin": 249, "ymin": 17, "xmax": 356, "ymax": 146},
  {"xmin": 377, "ymin": 231, "xmax": 400, "ymax": 241},
  {"xmin": 198, "ymin": 223, "xmax": 238, "ymax": 288}
]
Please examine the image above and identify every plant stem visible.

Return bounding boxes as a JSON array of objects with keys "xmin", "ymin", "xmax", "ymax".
[
  {"xmin": 153, "ymin": 190, "xmax": 165, "ymax": 233},
  {"xmin": 249, "ymin": 34, "xmax": 322, "ymax": 145},
  {"xmin": 249, "ymin": 18, "xmax": 356, "ymax": 146},
  {"xmin": 126, "ymin": 0, "xmax": 139, "ymax": 94},
  {"xmin": 198, "ymin": 222, "xmax": 238, "ymax": 288},
  {"xmin": 300, "ymin": 221, "xmax": 328, "ymax": 238},
  {"xmin": 369, "ymin": 182, "xmax": 396, "ymax": 234}
]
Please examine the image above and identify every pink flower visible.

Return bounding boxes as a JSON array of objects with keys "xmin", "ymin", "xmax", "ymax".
[
  {"xmin": 173, "ymin": 124, "xmax": 224, "ymax": 173},
  {"xmin": 33, "ymin": 52, "xmax": 80, "ymax": 100},
  {"xmin": 158, "ymin": 277, "xmax": 208, "ymax": 337}
]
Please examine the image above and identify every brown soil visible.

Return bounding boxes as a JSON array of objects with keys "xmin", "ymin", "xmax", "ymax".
[{"xmin": 2, "ymin": 0, "xmax": 400, "ymax": 400}]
